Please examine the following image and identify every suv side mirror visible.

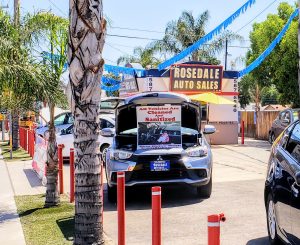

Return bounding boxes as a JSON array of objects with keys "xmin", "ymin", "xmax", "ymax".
[
  {"xmin": 100, "ymin": 128, "xmax": 114, "ymax": 137},
  {"xmin": 203, "ymin": 125, "xmax": 216, "ymax": 135},
  {"xmin": 282, "ymin": 118, "xmax": 290, "ymax": 125}
]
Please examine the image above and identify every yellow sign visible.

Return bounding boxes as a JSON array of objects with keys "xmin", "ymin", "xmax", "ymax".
[{"xmin": 0, "ymin": 114, "xmax": 5, "ymax": 120}]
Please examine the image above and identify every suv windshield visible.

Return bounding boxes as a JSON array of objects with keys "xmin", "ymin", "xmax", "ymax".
[{"xmin": 100, "ymin": 99, "xmax": 124, "ymax": 109}]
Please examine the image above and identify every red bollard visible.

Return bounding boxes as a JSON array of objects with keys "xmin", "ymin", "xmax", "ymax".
[
  {"xmin": 69, "ymin": 148, "xmax": 75, "ymax": 203},
  {"xmin": 101, "ymin": 161, "xmax": 104, "ymax": 225},
  {"xmin": 208, "ymin": 213, "xmax": 226, "ymax": 245},
  {"xmin": 25, "ymin": 129, "xmax": 28, "ymax": 152},
  {"xmin": 241, "ymin": 120, "xmax": 245, "ymax": 145},
  {"xmin": 117, "ymin": 172, "xmax": 125, "ymax": 245},
  {"xmin": 58, "ymin": 144, "xmax": 64, "ymax": 194},
  {"xmin": 152, "ymin": 186, "xmax": 161, "ymax": 245}
]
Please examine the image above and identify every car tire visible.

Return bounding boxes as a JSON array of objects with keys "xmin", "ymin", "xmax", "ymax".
[
  {"xmin": 266, "ymin": 194, "xmax": 282, "ymax": 244},
  {"xmin": 100, "ymin": 144, "xmax": 109, "ymax": 166},
  {"xmin": 107, "ymin": 184, "xmax": 117, "ymax": 203},
  {"xmin": 268, "ymin": 132, "xmax": 275, "ymax": 144},
  {"xmin": 196, "ymin": 177, "xmax": 212, "ymax": 198}
]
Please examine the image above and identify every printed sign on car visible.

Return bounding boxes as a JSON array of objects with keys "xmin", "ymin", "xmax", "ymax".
[{"xmin": 137, "ymin": 105, "xmax": 182, "ymax": 150}]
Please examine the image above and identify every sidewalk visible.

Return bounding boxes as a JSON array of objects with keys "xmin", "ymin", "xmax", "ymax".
[{"xmin": 0, "ymin": 158, "xmax": 26, "ymax": 245}]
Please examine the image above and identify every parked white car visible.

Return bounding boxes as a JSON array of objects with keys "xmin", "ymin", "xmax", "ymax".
[{"xmin": 56, "ymin": 114, "xmax": 115, "ymax": 162}]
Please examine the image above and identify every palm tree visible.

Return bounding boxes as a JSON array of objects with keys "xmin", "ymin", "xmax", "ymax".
[
  {"xmin": 150, "ymin": 10, "xmax": 243, "ymax": 64},
  {"xmin": 29, "ymin": 12, "xmax": 69, "ymax": 207},
  {"xmin": 0, "ymin": 9, "xmax": 68, "ymax": 206},
  {"xmin": 117, "ymin": 46, "xmax": 161, "ymax": 68},
  {"xmin": 69, "ymin": 1, "xmax": 106, "ymax": 244}
]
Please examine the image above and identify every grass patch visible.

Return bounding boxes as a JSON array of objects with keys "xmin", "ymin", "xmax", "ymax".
[
  {"xmin": 15, "ymin": 195, "xmax": 74, "ymax": 245},
  {"xmin": 0, "ymin": 141, "xmax": 32, "ymax": 162}
]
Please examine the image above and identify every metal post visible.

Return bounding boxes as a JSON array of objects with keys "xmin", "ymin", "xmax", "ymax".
[
  {"xmin": 208, "ymin": 213, "xmax": 226, "ymax": 245},
  {"xmin": 9, "ymin": 114, "xmax": 12, "ymax": 159},
  {"xmin": 298, "ymin": 0, "xmax": 300, "ymax": 101},
  {"xmin": 152, "ymin": 186, "xmax": 161, "ymax": 245},
  {"xmin": 1, "ymin": 120, "xmax": 5, "ymax": 141},
  {"xmin": 58, "ymin": 144, "xmax": 64, "ymax": 194},
  {"xmin": 224, "ymin": 39, "xmax": 228, "ymax": 71},
  {"xmin": 69, "ymin": 148, "xmax": 75, "ymax": 203},
  {"xmin": 242, "ymin": 120, "xmax": 245, "ymax": 145},
  {"xmin": 117, "ymin": 172, "xmax": 125, "ymax": 245}
]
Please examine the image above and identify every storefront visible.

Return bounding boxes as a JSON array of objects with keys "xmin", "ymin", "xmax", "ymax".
[{"xmin": 119, "ymin": 62, "xmax": 239, "ymax": 144}]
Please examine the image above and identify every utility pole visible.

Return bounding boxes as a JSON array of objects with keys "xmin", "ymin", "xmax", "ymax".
[
  {"xmin": 298, "ymin": 1, "xmax": 300, "ymax": 103},
  {"xmin": 14, "ymin": 0, "xmax": 19, "ymax": 25},
  {"xmin": 224, "ymin": 39, "xmax": 228, "ymax": 71}
]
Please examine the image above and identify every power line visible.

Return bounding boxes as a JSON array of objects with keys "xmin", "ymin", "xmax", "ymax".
[
  {"xmin": 47, "ymin": 0, "xmax": 67, "ymax": 17},
  {"xmin": 110, "ymin": 26, "xmax": 164, "ymax": 34},
  {"xmin": 106, "ymin": 42, "xmax": 129, "ymax": 55},
  {"xmin": 107, "ymin": 33, "xmax": 160, "ymax": 41},
  {"xmin": 235, "ymin": 0, "xmax": 279, "ymax": 33}
]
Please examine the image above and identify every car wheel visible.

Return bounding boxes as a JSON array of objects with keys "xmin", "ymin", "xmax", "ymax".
[
  {"xmin": 267, "ymin": 194, "xmax": 282, "ymax": 244},
  {"xmin": 268, "ymin": 132, "xmax": 275, "ymax": 144},
  {"xmin": 107, "ymin": 184, "xmax": 117, "ymax": 203},
  {"xmin": 100, "ymin": 144, "xmax": 109, "ymax": 166},
  {"xmin": 197, "ymin": 177, "xmax": 212, "ymax": 198}
]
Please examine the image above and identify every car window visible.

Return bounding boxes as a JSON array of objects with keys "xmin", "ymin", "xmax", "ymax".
[
  {"xmin": 279, "ymin": 111, "xmax": 285, "ymax": 120},
  {"xmin": 293, "ymin": 110, "xmax": 300, "ymax": 121},
  {"xmin": 279, "ymin": 123, "xmax": 295, "ymax": 148},
  {"xmin": 100, "ymin": 119, "xmax": 114, "ymax": 129},
  {"xmin": 106, "ymin": 120, "xmax": 114, "ymax": 128},
  {"xmin": 285, "ymin": 123, "xmax": 300, "ymax": 163},
  {"xmin": 67, "ymin": 115, "xmax": 74, "ymax": 124},
  {"xmin": 54, "ymin": 114, "xmax": 66, "ymax": 126}
]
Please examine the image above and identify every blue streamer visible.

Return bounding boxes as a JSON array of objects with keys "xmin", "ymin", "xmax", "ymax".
[
  {"xmin": 104, "ymin": 64, "xmax": 145, "ymax": 77},
  {"xmin": 101, "ymin": 83, "xmax": 121, "ymax": 92},
  {"xmin": 158, "ymin": 0, "xmax": 256, "ymax": 70},
  {"xmin": 238, "ymin": 8, "xmax": 298, "ymax": 78},
  {"xmin": 102, "ymin": 76, "xmax": 121, "ymax": 86},
  {"xmin": 101, "ymin": 76, "xmax": 121, "ymax": 91}
]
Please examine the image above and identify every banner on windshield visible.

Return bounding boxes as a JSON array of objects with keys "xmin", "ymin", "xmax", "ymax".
[{"xmin": 137, "ymin": 105, "xmax": 182, "ymax": 150}]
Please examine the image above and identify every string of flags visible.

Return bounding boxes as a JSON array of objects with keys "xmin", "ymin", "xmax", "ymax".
[
  {"xmin": 237, "ymin": 8, "xmax": 298, "ymax": 78},
  {"xmin": 157, "ymin": 0, "xmax": 256, "ymax": 70}
]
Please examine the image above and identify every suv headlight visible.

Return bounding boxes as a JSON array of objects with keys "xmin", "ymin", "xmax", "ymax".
[
  {"xmin": 110, "ymin": 149, "xmax": 133, "ymax": 160},
  {"xmin": 185, "ymin": 146, "xmax": 208, "ymax": 157}
]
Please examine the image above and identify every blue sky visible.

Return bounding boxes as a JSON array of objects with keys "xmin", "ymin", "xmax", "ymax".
[{"xmin": 1, "ymin": 0, "xmax": 296, "ymax": 70}]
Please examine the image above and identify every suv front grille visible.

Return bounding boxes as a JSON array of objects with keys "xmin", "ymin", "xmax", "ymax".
[{"xmin": 130, "ymin": 154, "xmax": 187, "ymax": 181}]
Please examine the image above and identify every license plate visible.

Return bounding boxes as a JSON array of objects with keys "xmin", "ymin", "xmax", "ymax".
[{"xmin": 150, "ymin": 160, "xmax": 170, "ymax": 171}]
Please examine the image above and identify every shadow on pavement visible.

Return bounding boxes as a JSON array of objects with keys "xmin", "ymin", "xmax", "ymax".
[
  {"xmin": 56, "ymin": 216, "xmax": 74, "ymax": 241},
  {"xmin": 0, "ymin": 211, "xmax": 19, "ymax": 223},
  {"xmin": 23, "ymin": 169, "xmax": 43, "ymax": 188},
  {"xmin": 104, "ymin": 184, "xmax": 204, "ymax": 212},
  {"xmin": 246, "ymin": 236, "xmax": 269, "ymax": 245}
]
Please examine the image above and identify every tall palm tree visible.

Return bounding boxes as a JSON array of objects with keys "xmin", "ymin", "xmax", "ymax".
[
  {"xmin": 0, "ymin": 9, "xmax": 68, "ymax": 206},
  {"xmin": 117, "ymin": 46, "xmax": 161, "ymax": 68},
  {"xmin": 69, "ymin": 1, "xmax": 106, "ymax": 243},
  {"xmin": 150, "ymin": 10, "xmax": 243, "ymax": 64}
]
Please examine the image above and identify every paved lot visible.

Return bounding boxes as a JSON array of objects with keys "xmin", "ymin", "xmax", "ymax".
[
  {"xmin": 103, "ymin": 139, "xmax": 272, "ymax": 245},
  {"xmin": 5, "ymin": 138, "xmax": 272, "ymax": 244}
]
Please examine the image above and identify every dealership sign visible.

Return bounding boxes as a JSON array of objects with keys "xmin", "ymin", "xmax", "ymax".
[
  {"xmin": 119, "ymin": 74, "xmax": 139, "ymax": 96},
  {"xmin": 136, "ymin": 105, "xmax": 182, "ymax": 150},
  {"xmin": 170, "ymin": 64, "xmax": 223, "ymax": 93}
]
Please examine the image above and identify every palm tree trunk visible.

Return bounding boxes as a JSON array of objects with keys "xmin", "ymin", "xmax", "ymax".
[
  {"xmin": 45, "ymin": 103, "xmax": 60, "ymax": 207},
  {"xmin": 69, "ymin": 1, "xmax": 106, "ymax": 244},
  {"xmin": 12, "ymin": 110, "xmax": 19, "ymax": 150}
]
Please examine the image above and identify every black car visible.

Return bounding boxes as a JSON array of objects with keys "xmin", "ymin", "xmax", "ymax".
[
  {"xmin": 268, "ymin": 109, "xmax": 300, "ymax": 144},
  {"xmin": 265, "ymin": 120, "xmax": 300, "ymax": 244}
]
